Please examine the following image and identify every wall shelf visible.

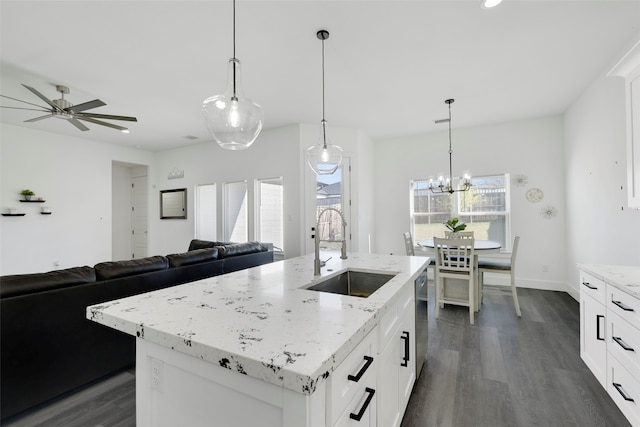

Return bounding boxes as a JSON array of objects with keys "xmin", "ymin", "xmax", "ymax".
[
  {"xmin": 20, "ymin": 200, "xmax": 45, "ymax": 203},
  {"xmin": 2, "ymin": 213, "xmax": 26, "ymax": 217},
  {"xmin": 41, "ymin": 212, "xmax": 52, "ymax": 215}
]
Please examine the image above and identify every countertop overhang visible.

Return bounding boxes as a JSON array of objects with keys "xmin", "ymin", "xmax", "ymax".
[{"xmin": 87, "ymin": 253, "xmax": 430, "ymax": 395}]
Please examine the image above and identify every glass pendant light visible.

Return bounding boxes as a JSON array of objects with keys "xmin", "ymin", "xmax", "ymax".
[
  {"xmin": 202, "ymin": 0, "xmax": 263, "ymax": 150},
  {"xmin": 307, "ymin": 29, "xmax": 342, "ymax": 175}
]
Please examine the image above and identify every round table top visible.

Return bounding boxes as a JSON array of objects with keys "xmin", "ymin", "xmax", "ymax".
[{"xmin": 418, "ymin": 238, "xmax": 501, "ymax": 251}]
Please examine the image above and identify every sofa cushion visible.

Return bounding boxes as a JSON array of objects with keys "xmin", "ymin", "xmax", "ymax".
[
  {"xmin": 188, "ymin": 239, "xmax": 232, "ymax": 251},
  {"xmin": 0, "ymin": 266, "xmax": 96, "ymax": 299},
  {"xmin": 94, "ymin": 256, "xmax": 169, "ymax": 281},
  {"xmin": 167, "ymin": 248, "xmax": 219, "ymax": 268},
  {"xmin": 216, "ymin": 241, "xmax": 266, "ymax": 258}
]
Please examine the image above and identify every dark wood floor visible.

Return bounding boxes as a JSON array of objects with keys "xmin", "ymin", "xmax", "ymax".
[
  {"xmin": 2, "ymin": 286, "xmax": 630, "ymax": 427},
  {"xmin": 401, "ymin": 286, "xmax": 630, "ymax": 427}
]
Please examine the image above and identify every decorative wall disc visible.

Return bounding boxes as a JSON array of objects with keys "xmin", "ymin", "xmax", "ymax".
[
  {"xmin": 526, "ymin": 187, "xmax": 544, "ymax": 203},
  {"xmin": 513, "ymin": 174, "xmax": 528, "ymax": 187},
  {"xmin": 540, "ymin": 205, "xmax": 557, "ymax": 219}
]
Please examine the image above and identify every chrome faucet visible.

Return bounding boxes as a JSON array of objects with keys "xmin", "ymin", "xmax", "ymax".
[{"xmin": 314, "ymin": 207, "xmax": 347, "ymax": 276}]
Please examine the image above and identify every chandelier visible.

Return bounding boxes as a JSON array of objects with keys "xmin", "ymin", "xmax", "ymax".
[{"xmin": 429, "ymin": 99, "xmax": 471, "ymax": 194}]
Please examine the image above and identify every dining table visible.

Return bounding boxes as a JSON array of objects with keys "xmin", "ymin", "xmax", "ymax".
[{"xmin": 418, "ymin": 238, "xmax": 502, "ymax": 311}]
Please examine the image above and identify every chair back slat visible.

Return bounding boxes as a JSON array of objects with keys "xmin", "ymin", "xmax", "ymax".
[
  {"xmin": 434, "ymin": 237, "xmax": 475, "ymax": 273},
  {"xmin": 403, "ymin": 232, "xmax": 415, "ymax": 256}
]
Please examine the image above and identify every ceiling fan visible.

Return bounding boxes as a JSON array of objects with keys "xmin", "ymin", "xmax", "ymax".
[{"xmin": 0, "ymin": 84, "xmax": 137, "ymax": 133}]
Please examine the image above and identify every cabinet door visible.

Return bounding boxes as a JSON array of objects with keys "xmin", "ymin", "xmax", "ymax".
[
  {"xmin": 378, "ymin": 303, "xmax": 416, "ymax": 427},
  {"xmin": 378, "ymin": 334, "xmax": 401, "ymax": 427},
  {"xmin": 581, "ymin": 291, "xmax": 607, "ymax": 386},
  {"xmin": 627, "ymin": 69, "xmax": 640, "ymax": 209},
  {"xmin": 398, "ymin": 307, "xmax": 416, "ymax": 414}
]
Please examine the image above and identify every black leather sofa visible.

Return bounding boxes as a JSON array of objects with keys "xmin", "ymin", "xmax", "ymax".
[{"xmin": 0, "ymin": 241, "xmax": 273, "ymax": 420}]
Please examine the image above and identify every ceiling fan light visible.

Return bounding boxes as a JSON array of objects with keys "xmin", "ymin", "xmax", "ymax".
[{"xmin": 121, "ymin": 129, "xmax": 130, "ymax": 134}]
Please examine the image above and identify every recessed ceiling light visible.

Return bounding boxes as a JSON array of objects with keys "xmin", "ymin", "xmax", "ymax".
[{"xmin": 481, "ymin": 0, "xmax": 503, "ymax": 9}]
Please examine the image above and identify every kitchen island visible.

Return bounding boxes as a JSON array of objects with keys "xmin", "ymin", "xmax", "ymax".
[{"xmin": 87, "ymin": 253, "xmax": 429, "ymax": 427}]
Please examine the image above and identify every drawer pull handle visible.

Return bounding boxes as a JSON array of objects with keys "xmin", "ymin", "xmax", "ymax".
[
  {"xmin": 582, "ymin": 281, "xmax": 598, "ymax": 290},
  {"xmin": 596, "ymin": 315, "xmax": 605, "ymax": 341},
  {"xmin": 348, "ymin": 356, "xmax": 374, "ymax": 382},
  {"xmin": 613, "ymin": 382, "xmax": 635, "ymax": 402},
  {"xmin": 612, "ymin": 300, "xmax": 635, "ymax": 312},
  {"xmin": 401, "ymin": 331, "xmax": 410, "ymax": 367},
  {"xmin": 613, "ymin": 336, "xmax": 635, "ymax": 352},
  {"xmin": 349, "ymin": 387, "xmax": 376, "ymax": 421}
]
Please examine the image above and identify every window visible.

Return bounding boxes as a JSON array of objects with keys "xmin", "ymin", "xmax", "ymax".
[
  {"xmin": 411, "ymin": 174, "xmax": 510, "ymax": 248},
  {"xmin": 223, "ymin": 181, "xmax": 248, "ymax": 242},
  {"xmin": 256, "ymin": 177, "xmax": 283, "ymax": 254},
  {"xmin": 194, "ymin": 184, "xmax": 216, "ymax": 240}
]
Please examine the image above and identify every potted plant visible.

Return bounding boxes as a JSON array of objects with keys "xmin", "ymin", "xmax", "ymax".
[
  {"xmin": 20, "ymin": 189, "xmax": 35, "ymax": 201},
  {"xmin": 445, "ymin": 217, "xmax": 467, "ymax": 233}
]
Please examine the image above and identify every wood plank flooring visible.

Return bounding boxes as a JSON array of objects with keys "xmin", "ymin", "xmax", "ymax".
[
  {"xmin": 2, "ymin": 286, "xmax": 630, "ymax": 427},
  {"xmin": 401, "ymin": 285, "xmax": 630, "ymax": 427}
]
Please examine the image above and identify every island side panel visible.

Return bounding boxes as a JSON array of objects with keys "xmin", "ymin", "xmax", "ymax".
[{"xmin": 136, "ymin": 339, "xmax": 326, "ymax": 427}]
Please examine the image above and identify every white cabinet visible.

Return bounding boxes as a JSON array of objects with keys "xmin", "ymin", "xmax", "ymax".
[
  {"xmin": 579, "ymin": 271, "xmax": 607, "ymax": 387},
  {"xmin": 609, "ymin": 38, "xmax": 640, "ymax": 209},
  {"xmin": 377, "ymin": 284, "xmax": 415, "ymax": 427},
  {"xmin": 579, "ymin": 266, "xmax": 640, "ymax": 427},
  {"xmin": 606, "ymin": 285, "xmax": 640, "ymax": 425}
]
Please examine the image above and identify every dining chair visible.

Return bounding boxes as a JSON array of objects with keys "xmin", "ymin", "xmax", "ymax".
[
  {"xmin": 445, "ymin": 231, "xmax": 474, "ymax": 239},
  {"xmin": 478, "ymin": 234, "xmax": 521, "ymax": 317},
  {"xmin": 434, "ymin": 237, "xmax": 476, "ymax": 324},
  {"xmin": 403, "ymin": 231, "xmax": 415, "ymax": 256}
]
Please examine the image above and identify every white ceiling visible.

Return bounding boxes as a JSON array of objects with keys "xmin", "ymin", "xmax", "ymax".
[{"xmin": 1, "ymin": 0, "xmax": 639, "ymax": 152}]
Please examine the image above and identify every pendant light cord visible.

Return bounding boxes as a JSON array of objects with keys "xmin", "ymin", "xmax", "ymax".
[
  {"xmin": 448, "ymin": 100, "xmax": 453, "ymax": 186},
  {"xmin": 321, "ymin": 33, "xmax": 327, "ymax": 147},
  {"xmin": 232, "ymin": 0, "xmax": 237, "ymax": 99}
]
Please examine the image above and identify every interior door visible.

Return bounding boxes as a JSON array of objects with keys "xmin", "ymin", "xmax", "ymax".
[{"xmin": 131, "ymin": 175, "xmax": 148, "ymax": 258}]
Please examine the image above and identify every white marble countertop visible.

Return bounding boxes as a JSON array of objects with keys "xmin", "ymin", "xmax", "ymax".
[
  {"xmin": 87, "ymin": 252, "xmax": 429, "ymax": 395},
  {"xmin": 578, "ymin": 264, "xmax": 640, "ymax": 299}
]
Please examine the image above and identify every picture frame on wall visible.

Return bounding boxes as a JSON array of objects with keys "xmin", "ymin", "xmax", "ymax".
[{"xmin": 160, "ymin": 188, "xmax": 187, "ymax": 219}]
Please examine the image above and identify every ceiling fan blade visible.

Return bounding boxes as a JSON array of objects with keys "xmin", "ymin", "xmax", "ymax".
[
  {"xmin": 21, "ymin": 84, "xmax": 60, "ymax": 111},
  {"xmin": 0, "ymin": 94, "xmax": 50, "ymax": 110},
  {"xmin": 75, "ymin": 112, "xmax": 137, "ymax": 122},
  {"xmin": 68, "ymin": 118, "xmax": 90, "ymax": 131},
  {"xmin": 0, "ymin": 106, "xmax": 51, "ymax": 113},
  {"xmin": 66, "ymin": 99, "xmax": 106, "ymax": 113},
  {"xmin": 77, "ymin": 116, "xmax": 128, "ymax": 132},
  {"xmin": 24, "ymin": 114, "xmax": 54, "ymax": 122}
]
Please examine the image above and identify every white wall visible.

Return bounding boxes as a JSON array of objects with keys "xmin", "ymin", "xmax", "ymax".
[
  {"xmin": 373, "ymin": 116, "xmax": 568, "ymax": 291},
  {"xmin": 0, "ymin": 124, "xmax": 154, "ymax": 275},
  {"xmin": 564, "ymin": 71, "xmax": 640, "ymax": 299}
]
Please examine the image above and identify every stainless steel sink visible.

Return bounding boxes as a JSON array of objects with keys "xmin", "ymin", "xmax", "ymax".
[{"xmin": 305, "ymin": 270, "xmax": 397, "ymax": 298}]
